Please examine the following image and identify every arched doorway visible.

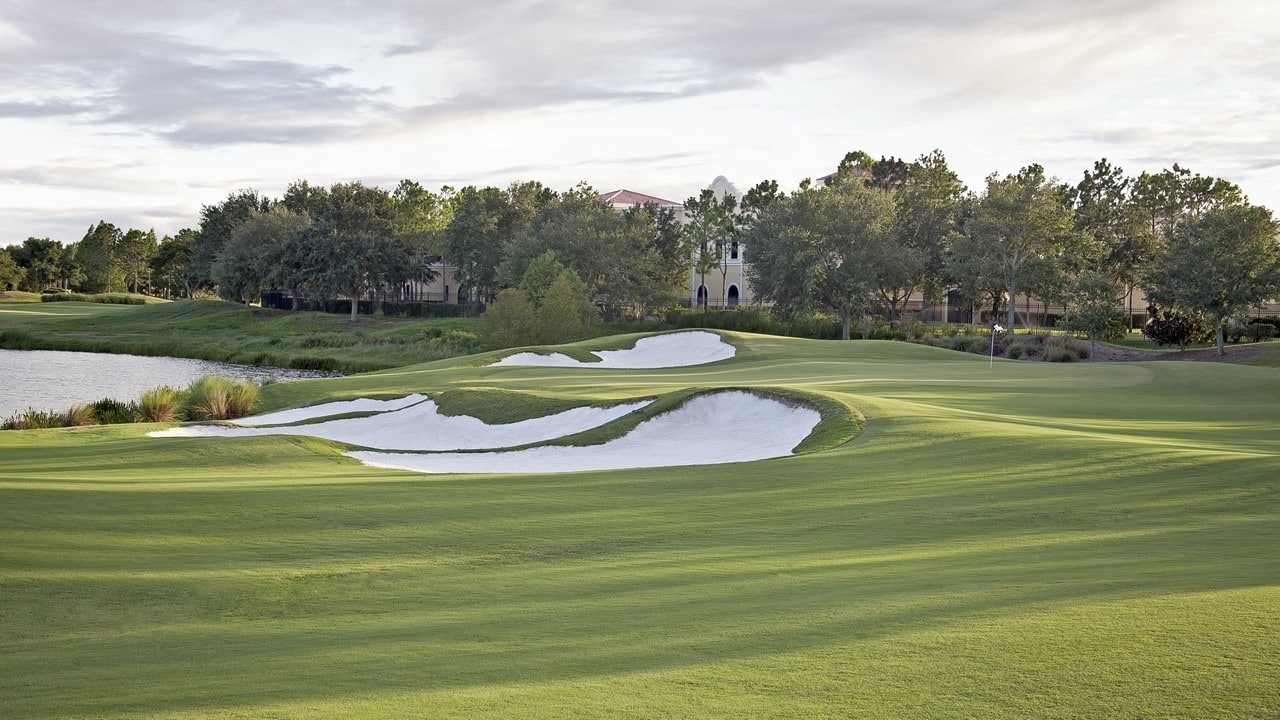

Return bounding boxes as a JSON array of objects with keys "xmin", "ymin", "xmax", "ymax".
[
  {"xmin": 696, "ymin": 285, "xmax": 708, "ymax": 308},
  {"xmin": 727, "ymin": 285, "xmax": 740, "ymax": 307}
]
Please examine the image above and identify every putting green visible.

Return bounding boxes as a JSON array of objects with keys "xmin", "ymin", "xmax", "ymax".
[{"xmin": 1, "ymin": 331, "xmax": 1277, "ymax": 719}]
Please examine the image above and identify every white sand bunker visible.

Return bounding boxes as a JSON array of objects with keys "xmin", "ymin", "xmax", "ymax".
[
  {"xmin": 493, "ymin": 331, "xmax": 735, "ymax": 368},
  {"xmin": 233, "ymin": 394, "xmax": 429, "ymax": 426},
  {"xmin": 349, "ymin": 391, "xmax": 820, "ymax": 474},
  {"xmin": 149, "ymin": 396, "xmax": 651, "ymax": 451}
]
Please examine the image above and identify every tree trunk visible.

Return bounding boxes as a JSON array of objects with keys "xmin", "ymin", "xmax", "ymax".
[
  {"xmin": 350, "ymin": 296, "xmax": 359, "ymax": 322},
  {"xmin": 1006, "ymin": 276, "xmax": 1018, "ymax": 333},
  {"xmin": 841, "ymin": 307, "xmax": 851, "ymax": 340},
  {"xmin": 1215, "ymin": 324, "xmax": 1226, "ymax": 356}
]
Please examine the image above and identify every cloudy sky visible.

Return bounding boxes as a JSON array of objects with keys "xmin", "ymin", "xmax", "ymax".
[{"xmin": 2, "ymin": 0, "xmax": 1278, "ymax": 245}]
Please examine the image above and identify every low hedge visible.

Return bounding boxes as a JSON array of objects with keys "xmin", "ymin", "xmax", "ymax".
[{"xmin": 40, "ymin": 293, "xmax": 146, "ymax": 305}]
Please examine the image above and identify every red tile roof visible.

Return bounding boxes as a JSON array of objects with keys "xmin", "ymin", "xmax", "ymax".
[{"xmin": 597, "ymin": 189, "xmax": 683, "ymax": 208}]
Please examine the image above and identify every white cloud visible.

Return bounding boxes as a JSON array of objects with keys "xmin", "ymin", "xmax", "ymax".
[{"xmin": 2, "ymin": 0, "xmax": 1278, "ymax": 244}]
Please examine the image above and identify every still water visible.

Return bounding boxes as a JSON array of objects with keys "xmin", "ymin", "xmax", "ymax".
[{"xmin": 0, "ymin": 349, "xmax": 335, "ymax": 418}]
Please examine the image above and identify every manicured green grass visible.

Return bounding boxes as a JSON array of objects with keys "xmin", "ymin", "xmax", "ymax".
[
  {"xmin": 0, "ymin": 290, "xmax": 42, "ymax": 303},
  {"xmin": 0, "ymin": 298, "xmax": 483, "ymax": 372},
  {"xmin": 1244, "ymin": 344, "xmax": 1280, "ymax": 367},
  {"xmin": 1, "ymin": 333, "xmax": 1277, "ymax": 718}
]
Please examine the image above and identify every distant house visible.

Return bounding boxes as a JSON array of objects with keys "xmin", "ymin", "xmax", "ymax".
[
  {"xmin": 597, "ymin": 189, "xmax": 685, "ymax": 217},
  {"xmin": 598, "ymin": 178, "xmax": 753, "ymax": 309},
  {"xmin": 420, "ymin": 173, "xmax": 1280, "ymax": 325}
]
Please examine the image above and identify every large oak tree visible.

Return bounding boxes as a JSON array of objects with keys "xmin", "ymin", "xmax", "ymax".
[
  {"xmin": 965, "ymin": 165, "xmax": 1079, "ymax": 332},
  {"xmin": 744, "ymin": 173, "xmax": 897, "ymax": 340},
  {"xmin": 1143, "ymin": 203, "xmax": 1280, "ymax": 355}
]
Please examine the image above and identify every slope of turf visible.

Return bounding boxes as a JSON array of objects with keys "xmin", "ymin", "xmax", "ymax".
[
  {"xmin": 1, "ymin": 332, "xmax": 1277, "ymax": 718},
  {"xmin": 0, "ymin": 298, "xmax": 481, "ymax": 372}
]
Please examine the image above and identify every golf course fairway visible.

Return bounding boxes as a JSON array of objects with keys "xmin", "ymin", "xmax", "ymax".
[{"xmin": 2, "ymin": 331, "xmax": 1277, "ymax": 718}]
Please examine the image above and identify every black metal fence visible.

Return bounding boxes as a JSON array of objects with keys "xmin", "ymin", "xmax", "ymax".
[{"xmin": 259, "ymin": 291, "xmax": 482, "ymax": 318}]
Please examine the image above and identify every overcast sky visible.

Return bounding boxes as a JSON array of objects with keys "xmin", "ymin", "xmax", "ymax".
[{"xmin": 2, "ymin": 0, "xmax": 1278, "ymax": 246}]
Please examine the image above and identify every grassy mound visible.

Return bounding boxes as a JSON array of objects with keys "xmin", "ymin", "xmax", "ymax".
[{"xmin": 1, "ymin": 332, "xmax": 1277, "ymax": 718}]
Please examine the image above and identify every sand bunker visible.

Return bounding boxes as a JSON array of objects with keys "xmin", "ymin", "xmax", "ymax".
[
  {"xmin": 233, "ymin": 394, "xmax": 429, "ymax": 426},
  {"xmin": 149, "ymin": 396, "xmax": 651, "ymax": 451},
  {"xmin": 493, "ymin": 331, "xmax": 735, "ymax": 368},
  {"xmin": 148, "ymin": 333, "xmax": 817, "ymax": 474},
  {"xmin": 349, "ymin": 391, "xmax": 820, "ymax": 474}
]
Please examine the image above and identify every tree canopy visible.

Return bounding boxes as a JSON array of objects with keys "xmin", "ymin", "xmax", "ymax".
[
  {"xmin": 964, "ymin": 165, "xmax": 1079, "ymax": 332},
  {"xmin": 1143, "ymin": 203, "xmax": 1280, "ymax": 354},
  {"xmin": 6, "ymin": 151, "xmax": 1277, "ymax": 339},
  {"xmin": 744, "ymin": 171, "xmax": 898, "ymax": 340}
]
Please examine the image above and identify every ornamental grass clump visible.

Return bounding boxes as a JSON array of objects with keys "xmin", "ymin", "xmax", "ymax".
[
  {"xmin": 227, "ymin": 381, "xmax": 259, "ymax": 418},
  {"xmin": 2, "ymin": 408, "xmax": 64, "ymax": 430},
  {"xmin": 1043, "ymin": 334, "xmax": 1090, "ymax": 362},
  {"xmin": 62, "ymin": 404, "xmax": 96, "ymax": 427},
  {"xmin": 946, "ymin": 335, "xmax": 991, "ymax": 355},
  {"xmin": 139, "ymin": 386, "xmax": 185, "ymax": 423},
  {"xmin": 1006, "ymin": 336, "xmax": 1042, "ymax": 360},
  {"xmin": 183, "ymin": 376, "xmax": 258, "ymax": 421}
]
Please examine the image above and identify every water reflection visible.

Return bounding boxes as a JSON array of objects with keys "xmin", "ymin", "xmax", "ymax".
[{"xmin": 0, "ymin": 349, "xmax": 335, "ymax": 417}]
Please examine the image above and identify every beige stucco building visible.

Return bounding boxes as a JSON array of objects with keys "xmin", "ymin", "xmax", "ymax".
[{"xmin": 600, "ymin": 177, "xmax": 756, "ymax": 310}]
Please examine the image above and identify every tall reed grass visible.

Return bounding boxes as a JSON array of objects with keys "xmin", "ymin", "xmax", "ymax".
[
  {"xmin": 184, "ymin": 376, "xmax": 259, "ymax": 421},
  {"xmin": 139, "ymin": 386, "xmax": 184, "ymax": 422}
]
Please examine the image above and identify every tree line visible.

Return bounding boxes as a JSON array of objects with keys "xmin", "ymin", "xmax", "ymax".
[
  {"xmin": 3, "ymin": 150, "xmax": 1277, "ymax": 353},
  {"xmin": 736, "ymin": 151, "xmax": 1278, "ymax": 354},
  {"xmin": 0, "ymin": 178, "xmax": 686, "ymax": 327}
]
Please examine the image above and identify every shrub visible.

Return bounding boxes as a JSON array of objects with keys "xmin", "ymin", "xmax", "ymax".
[
  {"xmin": 1142, "ymin": 309, "xmax": 1212, "ymax": 350},
  {"xmin": 862, "ymin": 319, "xmax": 906, "ymax": 341},
  {"xmin": 1006, "ymin": 336, "xmax": 1042, "ymax": 360},
  {"xmin": 667, "ymin": 307, "xmax": 856, "ymax": 340},
  {"xmin": 40, "ymin": 292, "xmax": 145, "ymax": 305},
  {"xmin": 537, "ymin": 272, "xmax": 599, "ymax": 344},
  {"xmin": 1043, "ymin": 335, "xmax": 1083, "ymax": 362},
  {"xmin": 91, "ymin": 398, "xmax": 139, "ymax": 424},
  {"xmin": 1247, "ymin": 322, "xmax": 1277, "ymax": 342},
  {"xmin": 946, "ymin": 335, "xmax": 991, "ymax": 354},
  {"xmin": 1047, "ymin": 348, "xmax": 1079, "ymax": 362},
  {"xmin": 481, "ymin": 288, "xmax": 538, "ymax": 348}
]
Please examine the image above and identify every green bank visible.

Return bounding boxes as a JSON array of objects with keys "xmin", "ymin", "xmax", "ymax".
[
  {"xmin": 0, "ymin": 297, "xmax": 483, "ymax": 372},
  {"xmin": 1, "ymin": 332, "xmax": 1277, "ymax": 718}
]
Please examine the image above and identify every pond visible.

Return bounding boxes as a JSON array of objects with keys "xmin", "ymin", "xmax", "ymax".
[{"xmin": 0, "ymin": 349, "xmax": 336, "ymax": 419}]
